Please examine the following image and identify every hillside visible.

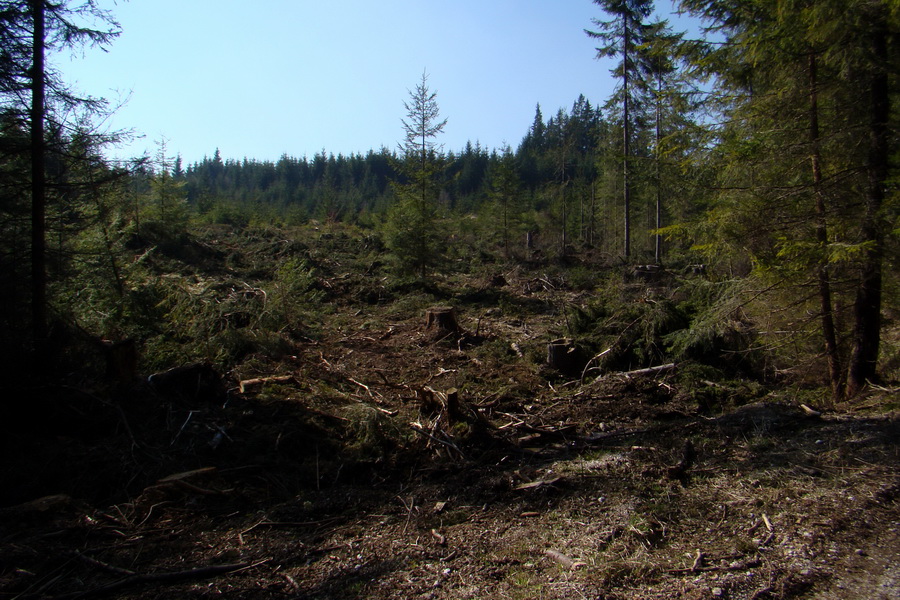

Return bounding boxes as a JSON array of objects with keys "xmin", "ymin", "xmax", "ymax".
[{"xmin": 1, "ymin": 223, "xmax": 897, "ymax": 600}]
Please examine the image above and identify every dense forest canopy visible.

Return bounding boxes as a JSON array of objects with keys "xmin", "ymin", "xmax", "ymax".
[{"xmin": 0, "ymin": 0, "xmax": 897, "ymax": 401}]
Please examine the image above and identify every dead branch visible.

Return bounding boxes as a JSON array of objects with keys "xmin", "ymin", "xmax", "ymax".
[
  {"xmin": 240, "ymin": 517, "xmax": 340, "ymax": 535},
  {"xmin": 158, "ymin": 467, "xmax": 217, "ymax": 483},
  {"xmin": 621, "ymin": 363, "xmax": 676, "ymax": 378},
  {"xmin": 72, "ymin": 552, "xmax": 136, "ymax": 577},
  {"xmin": 580, "ymin": 348, "xmax": 612, "ymax": 384},
  {"xmin": 667, "ymin": 558, "xmax": 761, "ymax": 575},
  {"xmin": 57, "ymin": 559, "xmax": 270, "ymax": 600},
  {"xmin": 238, "ymin": 375, "xmax": 294, "ymax": 394},
  {"xmin": 410, "ymin": 422, "xmax": 465, "ymax": 458}
]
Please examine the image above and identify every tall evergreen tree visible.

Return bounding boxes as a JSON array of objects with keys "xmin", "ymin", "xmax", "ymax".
[
  {"xmin": 385, "ymin": 71, "xmax": 447, "ymax": 278},
  {"xmin": 586, "ymin": 0, "xmax": 655, "ymax": 259},
  {"xmin": 678, "ymin": 0, "xmax": 898, "ymax": 398},
  {"xmin": 0, "ymin": 0, "xmax": 120, "ymax": 349}
]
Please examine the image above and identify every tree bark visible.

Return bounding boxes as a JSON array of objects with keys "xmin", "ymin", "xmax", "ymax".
[
  {"xmin": 846, "ymin": 13, "xmax": 888, "ymax": 397},
  {"xmin": 547, "ymin": 338, "xmax": 579, "ymax": 374},
  {"xmin": 424, "ymin": 306, "xmax": 461, "ymax": 336},
  {"xmin": 622, "ymin": 14, "xmax": 631, "ymax": 259},
  {"xmin": 654, "ymin": 71, "xmax": 662, "ymax": 264},
  {"xmin": 808, "ymin": 53, "xmax": 843, "ymax": 401},
  {"xmin": 30, "ymin": 0, "xmax": 47, "ymax": 348}
]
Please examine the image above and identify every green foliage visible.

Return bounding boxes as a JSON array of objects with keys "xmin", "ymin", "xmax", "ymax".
[
  {"xmin": 266, "ymin": 257, "xmax": 325, "ymax": 335},
  {"xmin": 382, "ymin": 177, "xmax": 444, "ymax": 279},
  {"xmin": 663, "ymin": 278, "xmax": 754, "ymax": 364},
  {"xmin": 567, "ymin": 278, "xmax": 688, "ymax": 370},
  {"xmin": 384, "ymin": 72, "xmax": 448, "ymax": 279}
]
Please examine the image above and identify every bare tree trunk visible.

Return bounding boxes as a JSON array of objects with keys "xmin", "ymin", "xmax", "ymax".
[
  {"xmin": 846, "ymin": 18, "xmax": 888, "ymax": 397},
  {"xmin": 590, "ymin": 180, "xmax": 596, "ymax": 246},
  {"xmin": 809, "ymin": 53, "xmax": 843, "ymax": 401},
  {"xmin": 30, "ymin": 0, "xmax": 47, "ymax": 348},
  {"xmin": 622, "ymin": 16, "xmax": 631, "ymax": 259},
  {"xmin": 654, "ymin": 72, "xmax": 662, "ymax": 264}
]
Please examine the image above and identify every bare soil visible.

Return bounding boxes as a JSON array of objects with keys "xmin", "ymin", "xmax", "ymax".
[{"xmin": 1, "ymin": 232, "xmax": 898, "ymax": 600}]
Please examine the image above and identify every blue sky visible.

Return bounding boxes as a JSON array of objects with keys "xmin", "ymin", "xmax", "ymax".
[{"xmin": 61, "ymin": 0, "xmax": 683, "ymax": 166}]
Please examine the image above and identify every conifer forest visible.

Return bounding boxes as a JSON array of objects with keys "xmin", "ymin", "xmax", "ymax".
[{"xmin": 0, "ymin": 1, "xmax": 898, "ymax": 599}]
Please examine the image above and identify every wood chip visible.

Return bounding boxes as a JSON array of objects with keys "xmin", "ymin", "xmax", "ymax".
[
  {"xmin": 430, "ymin": 528, "xmax": 447, "ymax": 546},
  {"xmin": 514, "ymin": 477, "xmax": 561, "ymax": 491},
  {"xmin": 800, "ymin": 403, "xmax": 822, "ymax": 416},
  {"xmin": 544, "ymin": 549, "xmax": 586, "ymax": 570}
]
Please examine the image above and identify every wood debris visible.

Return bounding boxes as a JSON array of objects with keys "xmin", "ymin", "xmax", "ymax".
[
  {"xmin": 238, "ymin": 375, "xmax": 294, "ymax": 394},
  {"xmin": 544, "ymin": 549, "xmax": 586, "ymax": 570}
]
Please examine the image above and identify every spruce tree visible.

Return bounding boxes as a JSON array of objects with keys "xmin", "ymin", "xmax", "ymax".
[
  {"xmin": 677, "ymin": 0, "xmax": 898, "ymax": 398},
  {"xmin": 385, "ymin": 71, "xmax": 447, "ymax": 279},
  {"xmin": 586, "ymin": 0, "xmax": 655, "ymax": 259},
  {"xmin": 0, "ymin": 0, "xmax": 120, "ymax": 350}
]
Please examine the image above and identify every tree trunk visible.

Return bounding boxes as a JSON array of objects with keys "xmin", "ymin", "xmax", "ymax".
[
  {"xmin": 654, "ymin": 72, "xmax": 662, "ymax": 264},
  {"xmin": 30, "ymin": 0, "xmax": 47, "ymax": 348},
  {"xmin": 622, "ymin": 16, "xmax": 631, "ymax": 259},
  {"xmin": 809, "ymin": 53, "xmax": 843, "ymax": 401},
  {"xmin": 846, "ymin": 15, "xmax": 888, "ymax": 397}
]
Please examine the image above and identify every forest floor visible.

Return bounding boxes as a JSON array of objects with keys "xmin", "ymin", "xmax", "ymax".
[{"xmin": 1, "ymin": 225, "xmax": 898, "ymax": 599}]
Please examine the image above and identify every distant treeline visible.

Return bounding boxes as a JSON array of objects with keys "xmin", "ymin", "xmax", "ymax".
[{"xmin": 170, "ymin": 95, "xmax": 608, "ymax": 223}]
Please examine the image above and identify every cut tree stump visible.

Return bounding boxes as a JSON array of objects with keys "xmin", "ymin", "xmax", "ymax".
[
  {"xmin": 424, "ymin": 306, "xmax": 462, "ymax": 336},
  {"xmin": 547, "ymin": 338, "xmax": 580, "ymax": 374}
]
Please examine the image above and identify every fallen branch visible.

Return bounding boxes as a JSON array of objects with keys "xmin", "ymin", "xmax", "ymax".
[
  {"xmin": 73, "ymin": 552, "xmax": 136, "ymax": 577},
  {"xmin": 580, "ymin": 348, "xmax": 613, "ymax": 384},
  {"xmin": 348, "ymin": 377, "xmax": 380, "ymax": 399},
  {"xmin": 667, "ymin": 558, "xmax": 761, "ymax": 575},
  {"xmin": 58, "ymin": 559, "xmax": 270, "ymax": 600},
  {"xmin": 515, "ymin": 477, "xmax": 562, "ymax": 491},
  {"xmin": 240, "ymin": 517, "xmax": 340, "ymax": 535},
  {"xmin": 410, "ymin": 422, "xmax": 465, "ymax": 458},
  {"xmin": 238, "ymin": 375, "xmax": 294, "ymax": 394},
  {"xmin": 620, "ymin": 363, "xmax": 676, "ymax": 378}
]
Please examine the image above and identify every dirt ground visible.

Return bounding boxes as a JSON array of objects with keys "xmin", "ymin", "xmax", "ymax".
[{"xmin": 1, "ymin": 244, "xmax": 898, "ymax": 599}]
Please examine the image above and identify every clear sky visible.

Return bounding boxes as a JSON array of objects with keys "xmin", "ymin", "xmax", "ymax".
[{"xmin": 60, "ymin": 0, "xmax": 683, "ymax": 166}]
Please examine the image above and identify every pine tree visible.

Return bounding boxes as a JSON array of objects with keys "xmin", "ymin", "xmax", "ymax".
[
  {"xmin": 385, "ymin": 71, "xmax": 447, "ymax": 279},
  {"xmin": 678, "ymin": 0, "xmax": 898, "ymax": 398},
  {"xmin": 0, "ymin": 0, "xmax": 120, "ymax": 349},
  {"xmin": 586, "ymin": 0, "xmax": 655, "ymax": 259}
]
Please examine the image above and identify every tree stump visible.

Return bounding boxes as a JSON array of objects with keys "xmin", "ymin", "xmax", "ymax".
[
  {"xmin": 424, "ymin": 306, "xmax": 462, "ymax": 337},
  {"xmin": 547, "ymin": 338, "xmax": 580, "ymax": 374}
]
